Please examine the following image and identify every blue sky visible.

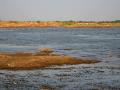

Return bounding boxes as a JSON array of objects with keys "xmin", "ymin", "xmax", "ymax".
[{"xmin": 0, "ymin": 0, "xmax": 120, "ymax": 21}]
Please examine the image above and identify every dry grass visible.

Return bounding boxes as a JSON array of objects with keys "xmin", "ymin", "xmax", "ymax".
[
  {"xmin": 0, "ymin": 21, "xmax": 120, "ymax": 28},
  {"xmin": 0, "ymin": 49, "xmax": 100, "ymax": 70}
]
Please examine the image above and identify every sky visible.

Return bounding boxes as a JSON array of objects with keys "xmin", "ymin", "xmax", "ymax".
[{"xmin": 0, "ymin": 0, "xmax": 120, "ymax": 21}]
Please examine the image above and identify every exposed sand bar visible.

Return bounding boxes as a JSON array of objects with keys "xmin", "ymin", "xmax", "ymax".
[{"xmin": 0, "ymin": 48, "xmax": 100, "ymax": 70}]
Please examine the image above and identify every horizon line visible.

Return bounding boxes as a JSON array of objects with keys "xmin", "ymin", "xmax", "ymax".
[{"xmin": 0, "ymin": 20, "xmax": 120, "ymax": 22}]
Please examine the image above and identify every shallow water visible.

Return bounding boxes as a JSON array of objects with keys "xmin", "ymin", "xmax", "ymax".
[{"xmin": 0, "ymin": 27, "xmax": 120, "ymax": 90}]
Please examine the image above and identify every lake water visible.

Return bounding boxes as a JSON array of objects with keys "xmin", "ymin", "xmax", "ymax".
[
  {"xmin": 0, "ymin": 27, "xmax": 120, "ymax": 90},
  {"xmin": 0, "ymin": 27, "xmax": 120, "ymax": 59}
]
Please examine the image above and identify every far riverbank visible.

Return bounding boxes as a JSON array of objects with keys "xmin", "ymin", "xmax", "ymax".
[{"xmin": 0, "ymin": 21, "xmax": 120, "ymax": 28}]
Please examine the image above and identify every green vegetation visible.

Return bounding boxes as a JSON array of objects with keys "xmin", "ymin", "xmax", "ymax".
[{"xmin": 113, "ymin": 20, "xmax": 120, "ymax": 22}]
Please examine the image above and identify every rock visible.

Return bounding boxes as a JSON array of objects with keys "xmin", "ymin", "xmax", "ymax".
[{"xmin": 36, "ymin": 48, "xmax": 54, "ymax": 56}]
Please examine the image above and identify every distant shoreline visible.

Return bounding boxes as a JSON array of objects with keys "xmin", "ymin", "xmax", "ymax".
[{"xmin": 0, "ymin": 21, "xmax": 120, "ymax": 28}]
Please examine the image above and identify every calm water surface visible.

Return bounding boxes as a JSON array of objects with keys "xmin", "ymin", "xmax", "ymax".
[
  {"xmin": 0, "ymin": 27, "xmax": 120, "ymax": 59},
  {"xmin": 0, "ymin": 28, "xmax": 120, "ymax": 90}
]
